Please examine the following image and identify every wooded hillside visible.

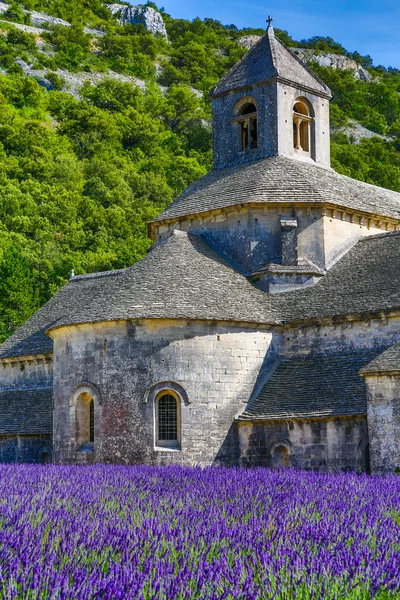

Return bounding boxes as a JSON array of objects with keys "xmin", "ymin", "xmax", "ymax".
[{"xmin": 1, "ymin": 0, "xmax": 400, "ymax": 340}]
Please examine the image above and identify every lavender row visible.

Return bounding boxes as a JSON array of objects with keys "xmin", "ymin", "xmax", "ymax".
[{"xmin": 0, "ymin": 465, "xmax": 399, "ymax": 598}]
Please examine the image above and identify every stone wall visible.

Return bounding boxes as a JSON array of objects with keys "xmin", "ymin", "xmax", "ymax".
[
  {"xmin": 322, "ymin": 209, "xmax": 386, "ymax": 269},
  {"xmin": 51, "ymin": 319, "xmax": 274, "ymax": 466},
  {"xmin": 0, "ymin": 434, "xmax": 52, "ymax": 463},
  {"xmin": 0, "ymin": 358, "xmax": 52, "ymax": 391},
  {"xmin": 156, "ymin": 205, "xmax": 389, "ymax": 275},
  {"xmin": 212, "ymin": 83, "xmax": 278, "ymax": 169},
  {"xmin": 237, "ymin": 417, "xmax": 369, "ymax": 472},
  {"xmin": 212, "ymin": 79, "xmax": 330, "ymax": 169},
  {"xmin": 0, "ymin": 359, "xmax": 53, "ymax": 464},
  {"xmin": 276, "ymin": 82, "xmax": 331, "ymax": 167},
  {"xmin": 364, "ymin": 373, "xmax": 400, "ymax": 473},
  {"xmin": 282, "ymin": 314, "xmax": 400, "ymax": 356}
]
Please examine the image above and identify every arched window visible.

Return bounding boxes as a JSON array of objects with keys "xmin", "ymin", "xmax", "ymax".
[
  {"xmin": 37, "ymin": 446, "xmax": 52, "ymax": 464},
  {"xmin": 75, "ymin": 391, "xmax": 95, "ymax": 452},
  {"xmin": 293, "ymin": 98, "xmax": 314, "ymax": 157},
  {"xmin": 233, "ymin": 100, "xmax": 258, "ymax": 153},
  {"xmin": 272, "ymin": 444, "xmax": 289, "ymax": 468},
  {"xmin": 40, "ymin": 452, "xmax": 51, "ymax": 465},
  {"xmin": 156, "ymin": 391, "xmax": 181, "ymax": 449}
]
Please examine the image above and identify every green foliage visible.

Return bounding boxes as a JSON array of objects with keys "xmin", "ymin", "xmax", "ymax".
[
  {"xmin": 0, "ymin": 72, "xmax": 209, "ymax": 325},
  {"xmin": 0, "ymin": 243, "xmax": 39, "ymax": 342},
  {"xmin": 0, "ymin": 2, "xmax": 398, "ymax": 339},
  {"xmin": 46, "ymin": 71, "xmax": 66, "ymax": 90},
  {"xmin": 3, "ymin": 2, "xmax": 26, "ymax": 24}
]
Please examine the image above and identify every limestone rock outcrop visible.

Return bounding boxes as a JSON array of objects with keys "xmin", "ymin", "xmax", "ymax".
[
  {"xmin": 237, "ymin": 36, "xmax": 371, "ymax": 81},
  {"xmin": 0, "ymin": 1, "xmax": 103, "ymax": 35},
  {"xmin": 106, "ymin": 4, "xmax": 167, "ymax": 39},
  {"xmin": 293, "ymin": 48, "xmax": 371, "ymax": 81},
  {"xmin": 236, "ymin": 35, "xmax": 261, "ymax": 50}
]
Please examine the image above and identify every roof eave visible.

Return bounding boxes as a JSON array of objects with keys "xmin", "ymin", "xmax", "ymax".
[{"xmin": 210, "ymin": 75, "xmax": 332, "ymax": 101}]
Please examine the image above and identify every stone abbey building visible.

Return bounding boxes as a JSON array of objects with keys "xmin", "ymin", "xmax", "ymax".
[{"xmin": 1, "ymin": 24, "xmax": 400, "ymax": 473}]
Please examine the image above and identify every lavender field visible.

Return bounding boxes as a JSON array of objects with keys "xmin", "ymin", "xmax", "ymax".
[{"xmin": 0, "ymin": 465, "xmax": 400, "ymax": 599}]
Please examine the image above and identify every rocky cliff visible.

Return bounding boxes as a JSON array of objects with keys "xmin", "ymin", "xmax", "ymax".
[
  {"xmin": 238, "ymin": 36, "xmax": 371, "ymax": 81},
  {"xmin": 106, "ymin": 4, "xmax": 167, "ymax": 39}
]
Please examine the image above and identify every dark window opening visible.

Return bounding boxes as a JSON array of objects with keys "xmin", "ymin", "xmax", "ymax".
[
  {"xmin": 234, "ymin": 101, "xmax": 258, "ymax": 152},
  {"xmin": 241, "ymin": 102, "xmax": 257, "ymax": 115},
  {"xmin": 90, "ymin": 399, "xmax": 94, "ymax": 444},
  {"xmin": 40, "ymin": 452, "xmax": 51, "ymax": 465},
  {"xmin": 158, "ymin": 394, "xmax": 178, "ymax": 442},
  {"xmin": 273, "ymin": 445, "xmax": 289, "ymax": 468}
]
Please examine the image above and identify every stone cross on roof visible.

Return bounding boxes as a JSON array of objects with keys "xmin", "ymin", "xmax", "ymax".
[{"xmin": 266, "ymin": 15, "xmax": 274, "ymax": 29}]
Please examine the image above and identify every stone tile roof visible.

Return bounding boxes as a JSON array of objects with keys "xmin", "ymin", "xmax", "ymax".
[
  {"xmin": 251, "ymin": 259, "xmax": 325, "ymax": 277},
  {"xmin": 0, "ymin": 231, "xmax": 281, "ymax": 359},
  {"xmin": 280, "ymin": 230, "xmax": 400, "ymax": 323},
  {"xmin": 211, "ymin": 28, "xmax": 331, "ymax": 98},
  {"xmin": 360, "ymin": 342, "xmax": 400, "ymax": 374},
  {"xmin": 239, "ymin": 350, "xmax": 382, "ymax": 421},
  {"xmin": 1, "ymin": 229, "xmax": 399, "ymax": 361},
  {"xmin": 49, "ymin": 231, "xmax": 281, "ymax": 331},
  {"xmin": 153, "ymin": 156, "xmax": 400, "ymax": 223},
  {"xmin": 0, "ymin": 388, "xmax": 53, "ymax": 434}
]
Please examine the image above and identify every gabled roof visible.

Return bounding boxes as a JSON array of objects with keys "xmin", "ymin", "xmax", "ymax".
[
  {"xmin": 153, "ymin": 155, "xmax": 400, "ymax": 223},
  {"xmin": 280, "ymin": 230, "xmax": 400, "ymax": 323},
  {"xmin": 239, "ymin": 350, "xmax": 382, "ymax": 421},
  {"xmin": 211, "ymin": 26, "xmax": 331, "ymax": 98},
  {"xmin": 360, "ymin": 342, "xmax": 400, "ymax": 375},
  {"xmin": 0, "ymin": 388, "xmax": 53, "ymax": 434}
]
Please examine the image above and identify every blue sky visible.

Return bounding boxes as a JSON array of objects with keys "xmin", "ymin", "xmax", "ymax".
[{"xmin": 155, "ymin": 0, "xmax": 400, "ymax": 68}]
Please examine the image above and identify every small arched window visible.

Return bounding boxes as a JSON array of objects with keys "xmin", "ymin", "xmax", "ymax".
[
  {"xmin": 76, "ymin": 392, "xmax": 95, "ymax": 452},
  {"xmin": 156, "ymin": 391, "xmax": 181, "ymax": 449},
  {"xmin": 272, "ymin": 445, "xmax": 289, "ymax": 468},
  {"xmin": 233, "ymin": 100, "xmax": 258, "ymax": 153},
  {"xmin": 293, "ymin": 99, "xmax": 314, "ymax": 157},
  {"xmin": 41, "ymin": 452, "xmax": 51, "ymax": 465}
]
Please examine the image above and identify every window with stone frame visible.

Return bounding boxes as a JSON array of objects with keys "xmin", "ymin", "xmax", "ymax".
[
  {"xmin": 75, "ymin": 392, "xmax": 95, "ymax": 452},
  {"xmin": 293, "ymin": 98, "xmax": 314, "ymax": 157},
  {"xmin": 272, "ymin": 444, "xmax": 289, "ymax": 468},
  {"xmin": 156, "ymin": 391, "xmax": 181, "ymax": 449},
  {"xmin": 233, "ymin": 100, "xmax": 258, "ymax": 153}
]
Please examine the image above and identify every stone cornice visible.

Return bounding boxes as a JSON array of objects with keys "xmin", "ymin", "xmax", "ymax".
[
  {"xmin": 236, "ymin": 413, "xmax": 366, "ymax": 424},
  {"xmin": 0, "ymin": 353, "xmax": 53, "ymax": 367},
  {"xmin": 277, "ymin": 310, "xmax": 400, "ymax": 332},
  {"xmin": 149, "ymin": 201, "xmax": 399, "ymax": 241}
]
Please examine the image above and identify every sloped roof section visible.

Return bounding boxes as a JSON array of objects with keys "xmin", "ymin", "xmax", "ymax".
[
  {"xmin": 49, "ymin": 231, "xmax": 280, "ymax": 331},
  {"xmin": 0, "ymin": 232, "xmax": 281, "ymax": 359},
  {"xmin": 360, "ymin": 342, "xmax": 400, "ymax": 374},
  {"xmin": 153, "ymin": 156, "xmax": 400, "ymax": 223},
  {"xmin": 1, "ymin": 229, "xmax": 400, "ymax": 362},
  {"xmin": 281, "ymin": 230, "xmax": 400, "ymax": 322},
  {"xmin": 0, "ymin": 388, "xmax": 53, "ymax": 434},
  {"xmin": 0, "ymin": 269, "xmax": 124, "ymax": 360},
  {"xmin": 211, "ymin": 27, "xmax": 331, "ymax": 98},
  {"xmin": 239, "ymin": 350, "xmax": 382, "ymax": 421}
]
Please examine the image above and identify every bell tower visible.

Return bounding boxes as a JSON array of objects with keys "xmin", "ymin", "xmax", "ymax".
[{"xmin": 210, "ymin": 20, "xmax": 332, "ymax": 169}]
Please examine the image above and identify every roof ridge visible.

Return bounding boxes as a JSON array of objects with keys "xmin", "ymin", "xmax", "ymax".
[
  {"xmin": 359, "ymin": 229, "xmax": 400, "ymax": 243},
  {"xmin": 69, "ymin": 268, "xmax": 126, "ymax": 282},
  {"xmin": 209, "ymin": 33, "xmax": 275, "ymax": 97},
  {"xmin": 273, "ymin": 35, "xmax": 331, "ymax": 97}
]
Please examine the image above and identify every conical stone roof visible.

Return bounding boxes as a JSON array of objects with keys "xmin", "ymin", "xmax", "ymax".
[
  {"xmin": 153, "ymin": 155, "xmax": 400, "ymax": 223},
  {"xmin": 211, "ymin": 26, "xmax": 331, "ymax": 98}
]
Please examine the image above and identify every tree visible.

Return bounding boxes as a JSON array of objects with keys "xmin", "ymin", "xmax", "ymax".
[{"xmin": 0, "ymin": 244, "xmax": 39, "ymax": 341}]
